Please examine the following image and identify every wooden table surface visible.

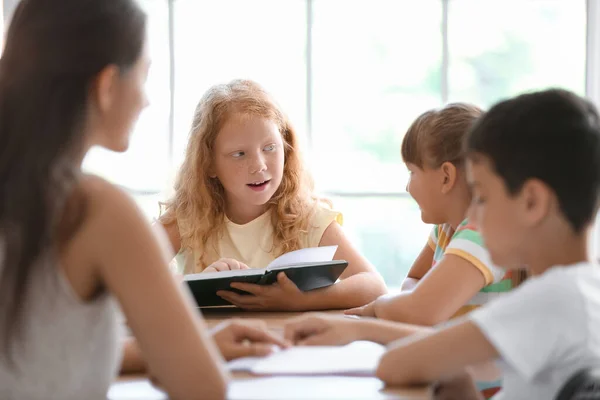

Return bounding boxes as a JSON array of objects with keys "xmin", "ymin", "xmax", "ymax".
[{"xmin": 109, "ymin": 308, "xmax": 430, "ymax": 400}]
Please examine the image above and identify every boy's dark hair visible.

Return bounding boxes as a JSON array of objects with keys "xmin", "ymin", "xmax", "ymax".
[{"xmin": 467, "ymin": 88, "xmax": 600, "ymax": 233}]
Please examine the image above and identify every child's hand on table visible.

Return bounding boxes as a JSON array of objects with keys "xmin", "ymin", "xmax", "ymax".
[
  {"xmin": 283, "ymin": 313, "xmax": 365, "ymax": 346},
  {"xmin": 211, "ymin": 318, "xmax": 290, "ymax": 361}
]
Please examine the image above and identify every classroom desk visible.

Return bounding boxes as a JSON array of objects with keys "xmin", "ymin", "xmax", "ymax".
[
  {"xmin": 201, "ymin": 306, "xmax": 342, "ymax": 329},
  {"xmin": 109, "ymin": 308, "xmax": 431, "ymax": 400}
]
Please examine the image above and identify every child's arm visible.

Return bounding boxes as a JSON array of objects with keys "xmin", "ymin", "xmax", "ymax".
[
  {"xmin": 347, "ymin": 254, "xmax": 486, "ymax": 325},
  {"xmin": 377, "ymin": 275, "xmax": 583, "ymax": 387},
  {"xmin": 432, "ymin": 371, "xmax": 485, "ymax": 400},
  {"xmin": 401, "ymin": 243, "xmax": 435, "ymax": 292},
  {"xmin": 120, "ymin": 320, "xmax": 289, "ymax": 375},
  {"xmin": 219, "ymin": 221, "xmax": 388, "ymax": 311},
  {"xmin": 376, "ymin": 319, "xmax": 499, "ymax": 386},
  {"xmin": 283, "ymin": 313, "xmax": 433, "ymax": 346},
  {"xmin": 120, "ymin": 336, "xmax": 146, "ymax": 374}
]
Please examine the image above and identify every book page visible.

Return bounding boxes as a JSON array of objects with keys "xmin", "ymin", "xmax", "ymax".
[
  {"xmin": 107, "ymin": 379, "xmax": 167, "ymax": 400},
  {"xmin": 183, "ymin": 267, "xmax": 264, "ymax": 281},
  {"xmin": 228, "ymin": 356, "xmax": 263, "ymax": 372},
  {"xmin": 266, "ymin": 245, "xmax": 338, "ymax": 270},
  {"xmin": 228, "ymin": 341, "xmax": 385, "ymax": 376}
]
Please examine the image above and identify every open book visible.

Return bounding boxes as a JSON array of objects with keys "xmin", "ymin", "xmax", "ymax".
[
  {"xmin": 184, "ymin": 246, "xmax": 348, "ymax": 307},
  {"xmin": 227, "ymin": 341, "xmax": 386, "ymax": 376}
]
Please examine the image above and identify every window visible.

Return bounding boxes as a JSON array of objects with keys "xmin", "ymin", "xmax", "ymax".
[
  {"xmin": 172, "ymin": 0, "xmax": 307, "ymax": 168},
  {"xmin": 447, "ymin": 0, "xmax": 586, "ymax": 106},
  {"xmin": 310, "ymin": 0, "xmax": 442, "ymax": 284},
  {"xmin": 311, "ymin": 0, "xmax": 442, "ymax": 193},
  {"xmin": 310, "ymin": 0, "xmax": 586, "ymax": 283},
  {"xmin": 330, "ymin": 196, "xmax": 431, "ymax": 286},
  {"xmin": 21, "ymin": 0, "xmax": 590, "ymax": 284}
]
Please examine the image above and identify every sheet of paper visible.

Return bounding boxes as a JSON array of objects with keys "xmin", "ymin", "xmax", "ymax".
[
  {"xmin": 227, "ymin": 376, "xmax": 386, "ymax": 400},
  {"xmin": 228, "ymin": 341, "xmax": 385, "ymax": 376},
  {"xmin": 107, "ymin": 379, "xmax": 167, "ymax": 400},
  {"xmin": 228, "ymin": 355, "xmax": 263, "ymax": 372},
  {"xmin": 266, "ymin": 245, "xmax": 338, "ymax": 270}
]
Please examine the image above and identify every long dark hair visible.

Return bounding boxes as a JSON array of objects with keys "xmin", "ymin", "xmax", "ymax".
[{"xmin": 0, "ymin": 0, "xmax": 146, "ymax": 357}]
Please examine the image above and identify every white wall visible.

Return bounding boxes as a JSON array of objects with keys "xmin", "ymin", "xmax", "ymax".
[{"xmin": 587, "ymin": 0, "xmax": 600, "ymax": 260}]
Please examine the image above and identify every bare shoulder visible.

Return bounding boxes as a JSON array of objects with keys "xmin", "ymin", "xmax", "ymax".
[
  {"xmin": 73, "ymin": 174, "xmax": 153, "ymax": 251},
  {"xmin": 59, "ymin": 175, "xmax": 156, "ymax": 299},
  {"xmin": 320, "ymin": 219, "xmax": 343, "ymax": 242},
  {"xmin": 78, "ymin": 174, "xmax": 144, "ymax": 223},
  {"xmin": 79, "ymin": 174, "xmax": 133, "ymax": 205}
]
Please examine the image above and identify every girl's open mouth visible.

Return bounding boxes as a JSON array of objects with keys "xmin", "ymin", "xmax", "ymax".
[{"xmin": 247, "ymin": 180, "xmax": 270, "ymax": 191}]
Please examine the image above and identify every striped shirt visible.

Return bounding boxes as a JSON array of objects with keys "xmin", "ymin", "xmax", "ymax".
[{"xmin": 428, "ymin": 219, "xmax": 513, "ymax": 317}]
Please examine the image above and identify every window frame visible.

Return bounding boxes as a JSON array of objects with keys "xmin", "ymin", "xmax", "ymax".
[{"xmin": 2, "ymin": 0, "xmax": 598, "ymax": 201}]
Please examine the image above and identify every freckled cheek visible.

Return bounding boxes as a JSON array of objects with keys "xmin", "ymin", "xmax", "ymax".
[
  {"xmin": 268, "ymin": 153, "xmax": 285, "ymax": 174},
  {"xmin": 234, "ymin": 162, "xmax": 249, "ymax": 180},
  {"xmin": 219, "ymin": 162, "xmax": 247, "ymax": 185}
]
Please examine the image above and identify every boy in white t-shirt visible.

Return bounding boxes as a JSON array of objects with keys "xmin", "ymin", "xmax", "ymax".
[{"xmin": 374, "ymin": 88, "xmax": 600, "ymax": 400}]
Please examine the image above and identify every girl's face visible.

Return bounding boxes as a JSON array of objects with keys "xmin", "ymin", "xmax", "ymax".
[
  {"xmin": 212, "ymin": 114, "xmax": 285, "ymax": 220},
  {"xmin": 405, "ymin": 162, "xmax": 448, "ymax": 225}
]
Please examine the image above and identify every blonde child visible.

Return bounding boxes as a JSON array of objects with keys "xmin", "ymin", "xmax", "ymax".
[
  {"xmin": 346, "ymin": 103, "xmax": 518, "ymax": 326},
  {"xmin": 0, "ymin": 1, "xmax": 285, "ymax": 399},
  {"xmin": 374, "ymin": 88, "xmax": 600, "ymax": 399},
  {"xmin": 159, "ymin": 79, "xmax": 387, "ymax": 311}
]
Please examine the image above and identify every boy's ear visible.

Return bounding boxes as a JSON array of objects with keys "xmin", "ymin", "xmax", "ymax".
[
  {"xmin": 440, "ymin": 161, "xmax": 458, "ymax": 194},
  {"xmin": 519, "ymin": 179, "xmax": 552, "ymax": 227}
]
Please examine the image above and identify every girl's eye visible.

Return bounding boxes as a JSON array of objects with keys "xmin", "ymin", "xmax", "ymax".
[
  {"xmin": 232, "ymin": 151, "xmax": 244, "ymax": 158},
  {"xmin": 264, "ymin": 144, "xmax": 276, "ymax": 152}
]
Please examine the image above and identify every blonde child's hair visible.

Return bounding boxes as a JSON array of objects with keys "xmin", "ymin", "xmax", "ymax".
[{"xmin": 160, "ymin": 79, "xmax": 326, "ymax": 272}]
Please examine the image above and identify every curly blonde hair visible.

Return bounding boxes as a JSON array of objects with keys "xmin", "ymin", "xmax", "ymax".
[{"xmin": 160, "ymin": 79, "xmax": 325, "ymax": 273}]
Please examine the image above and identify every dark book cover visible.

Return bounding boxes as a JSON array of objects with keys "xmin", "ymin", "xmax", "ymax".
[{"xmin": 185, "ymin": 260, "xmax": 348, "ymax": 307}]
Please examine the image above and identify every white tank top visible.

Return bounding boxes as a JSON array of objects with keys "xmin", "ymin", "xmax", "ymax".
[{"xmin": 0, "ymin": 259, "xmax": 121, "ymax": 400}]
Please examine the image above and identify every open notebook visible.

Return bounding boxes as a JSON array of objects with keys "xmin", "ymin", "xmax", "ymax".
[
  {"xmin": 185, "ymin": 246, "xmax": 348, "ymax": 307},
  {"xmin": 227, "ymin": 341, "xmax": 386, "ymax": 377}
]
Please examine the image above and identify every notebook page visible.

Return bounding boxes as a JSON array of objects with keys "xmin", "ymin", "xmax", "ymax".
[
  {"xmin": 228, "ymin": 341, "xmax": 385, "ymax": 376},
  {"xmin": 266, "ymin": 246, "xmax": 338, "ymax": 270}
]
